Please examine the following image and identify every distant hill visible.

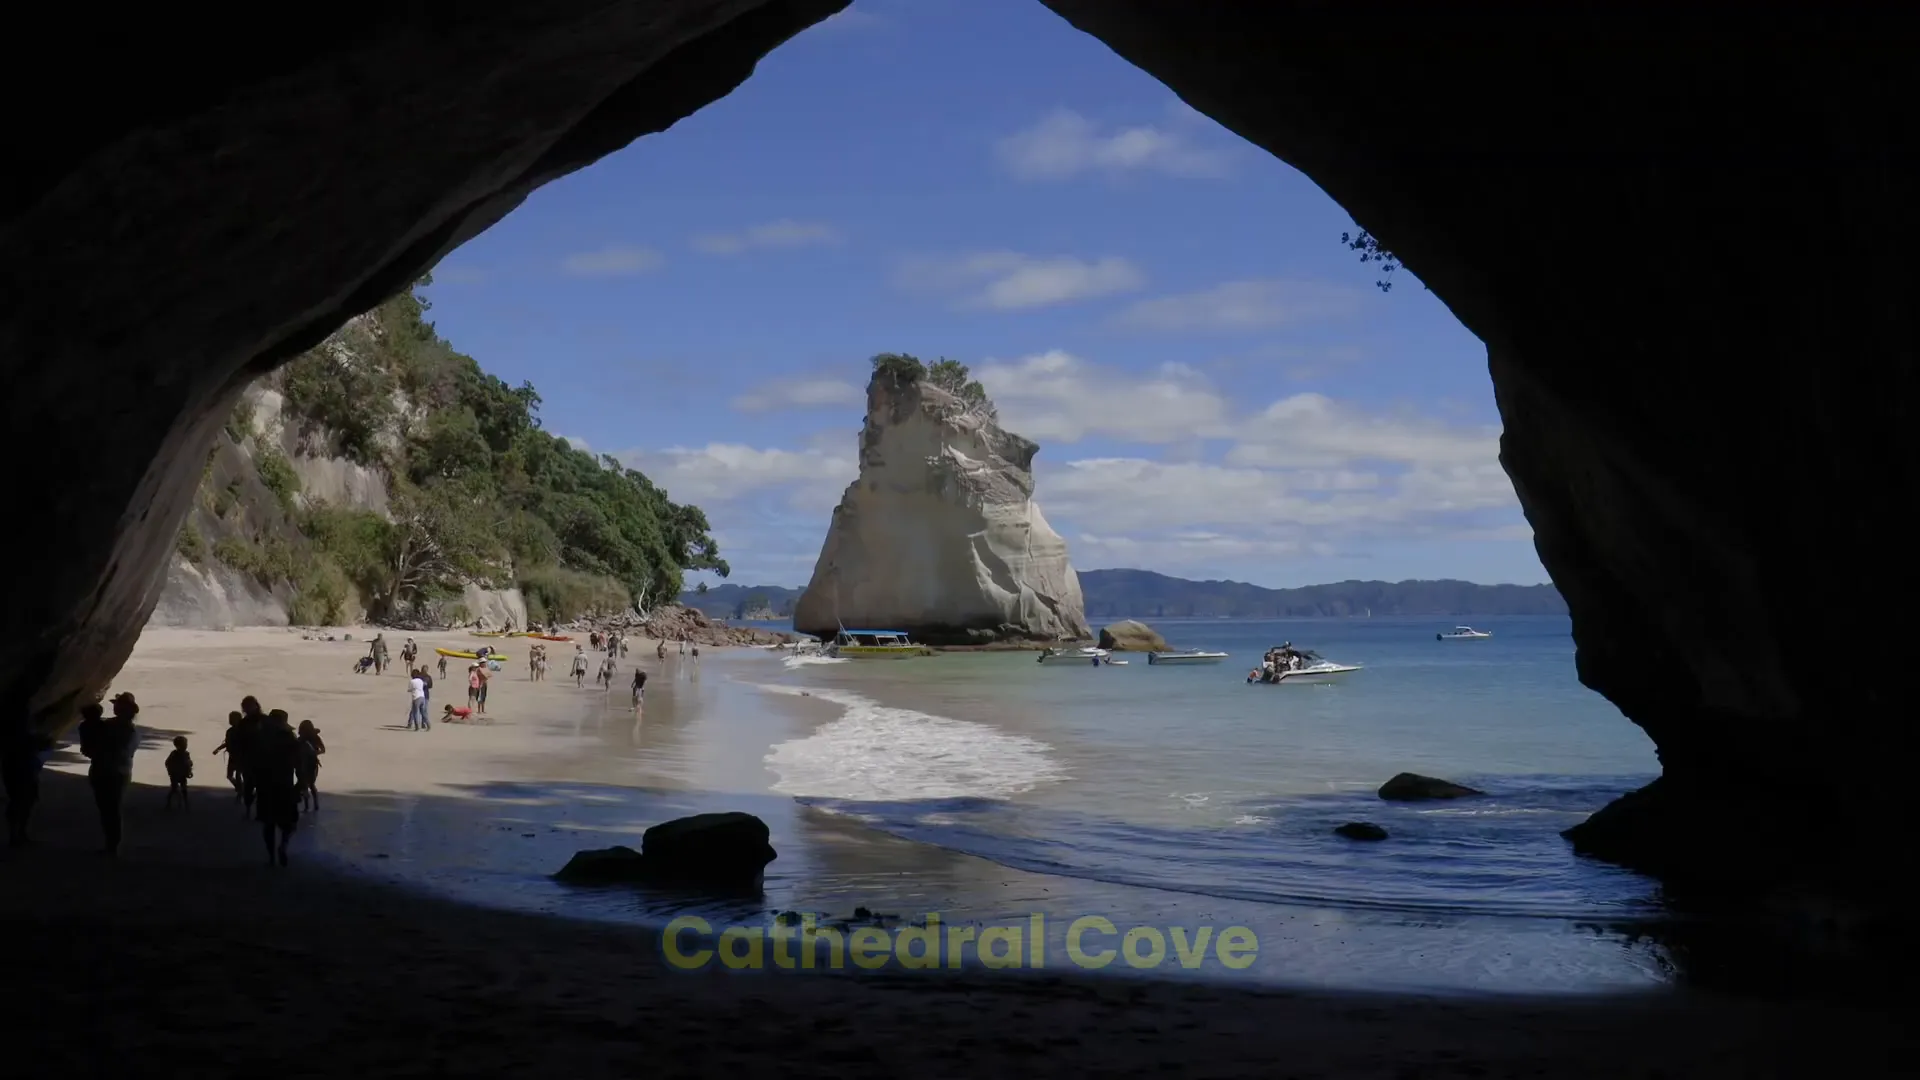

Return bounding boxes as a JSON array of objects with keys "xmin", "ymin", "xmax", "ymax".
[
  {"xmin": 678, "ymin": 583, "xmax": 801, "ymax": 620},
  {"xmin": 681, "ymin": 572, "xmax": 1562, "ymax": 622},
  {"xmin": 1076, "ymin": 570, "xmax": 1565, "ymax": 619}
]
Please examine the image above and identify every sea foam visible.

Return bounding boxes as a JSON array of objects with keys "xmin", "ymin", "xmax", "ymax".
[{"xmin": 758, "ymin": 684, "xmax": 1066, "ymax": 801}]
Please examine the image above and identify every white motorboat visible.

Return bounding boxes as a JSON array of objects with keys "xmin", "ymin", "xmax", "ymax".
[
  {"xmin": 1270, "ymin": 660, "xmax": 1362, "ymax": 683},
  {"xmin": 1437, "ymin": 626, "xmax": 1493, "ymax": 640},
  {"xmin": 1146, "ymin": 650, "xmax": 1229, "ymax": 666},
  {"xmin": 1037, "ymin": 646, "xmax": 1123, "ymax": 666}
]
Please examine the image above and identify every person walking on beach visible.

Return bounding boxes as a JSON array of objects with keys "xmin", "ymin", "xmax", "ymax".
[
  {"xmin": 417, "ymin": 665, "xmax": 434, "ymax": 715},
  {"xmin": 251, "ymin": 709, "xmax": 300, "ymax": 866},
  {"xmin": 370, "ymin": 634, "xmax": 390, "ymax": 675},
  {"xmin": 236, "ymin": 695, "xmax": 266, "ymax": 814},
  {"xmin": 294, "ymin": 720, "xmax": 324, "ymax": 812},
  {"xmin": 474, "ymin": 663, "xmax": 491, "ymax": 717},
  {"xmin": 1, "ymin": 716, "xmax": 54, "ymax": 847},
  {"xmin": 401, "ymin": 637, "xmax": 418, "ymax": 668},
  {"xmin": 436, "ymin": 652, "xmax": 448, "ymax": 680},
  {"xmin": 211, "ymin": 711, "xmax": 246, "ymax": 803},
  {"xmin": 77, "ymin": 693, "xmax": 142, "ymax": 855},
  {"xmin": 657, "ymin": 640, "xmax": 667, "ymax": 661},
  {"xmin": 407, "ymin": 669, "xmax": 429, "ymax": 731},
  {"xmin": 571, "ymin": 647, "xmax": 588, "ymax": 688},
  {"xmin": 630, "ymin": 668, "xmax": 647, "ymax": 712},
  {"xmin": 164, "ymin": 736, "xmax": 193, "ymax": 811}
]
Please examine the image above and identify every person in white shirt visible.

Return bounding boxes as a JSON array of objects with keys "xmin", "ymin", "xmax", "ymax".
[{"xmin": 407, "ymin": 673, "xmax": 428, "ymax": 732}]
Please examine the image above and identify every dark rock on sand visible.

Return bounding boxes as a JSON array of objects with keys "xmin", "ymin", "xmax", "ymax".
[
  {"xmin": 556, "ymin": 812, "xmax": 777, "ymax": 889},
  {"xmin": 1098, "ymin": 620, "xmax": 1169, "ymax": 652},
  {"xmin": 642, "ymin": 811, "xmax": 778, "ymax": 885},
  {"xmin": 1335, "ymin": 822, "xmax": 1389, "ymax": 841},
  {"xmin": 1378, "ymin": 773, "xmax": 1485, "ymax": 801}
]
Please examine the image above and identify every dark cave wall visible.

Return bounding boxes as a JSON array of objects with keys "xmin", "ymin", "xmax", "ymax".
[
  {"xmin": 1036, "ymin": 2, "xmax": 1918, "ymax": 889},
  {"xmin": 3, "ymin": 0, "xmax": 1913, "ymax": 893},
  {"xmin": 0, "ymin": 0, "xmax": 850, "ymax": 732}
]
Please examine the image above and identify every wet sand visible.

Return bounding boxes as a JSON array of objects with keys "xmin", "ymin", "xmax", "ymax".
[{"xmin": 1, "ymin": 628, "xmax": 1911, "ymax": 1075}]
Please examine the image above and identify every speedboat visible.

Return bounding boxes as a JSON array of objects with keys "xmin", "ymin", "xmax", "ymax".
[
  {"xmin": 1037, "ymin": 646, "xmax": 1124, "ymax": 666},
  {"xmin": 1247, "ymin": 652, "xmax": 1361, "ymax": 684},
  {"xmin": 1146, "ymin": 650, "xmax": 1229, "ymax": 665},
  {"xmin": 1437, "ymin": 626, "xmax": 1492, "ymax": 640},
  {"xmin": 825, "ymin": 630, "xmax": 931, "ymax": 658}
]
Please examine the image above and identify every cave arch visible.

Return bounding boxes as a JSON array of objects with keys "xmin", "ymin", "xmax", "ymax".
[{"xmin": 3, "ymin": 2, "xmax": 1911, "ymax": 895}]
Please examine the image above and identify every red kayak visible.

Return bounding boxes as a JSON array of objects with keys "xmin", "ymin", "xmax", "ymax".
[{"xmin": 529, "ymin": 633, "xmax": 573, "ymax": 642}]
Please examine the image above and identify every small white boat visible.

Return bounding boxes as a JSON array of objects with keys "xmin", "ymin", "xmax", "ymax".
[
  {"xmin": 1247, "ymin": 655, "xmax": 1362, "ymax": 684},
  {"xmin": 1037, "ymin": 646, "xmax": 1123, "ymax": 666},
  {"xmin": 1146, "ymin": 650, "xmax": 1229, "ymax": 666},
  {"xmin": 1437, "ymin": 626, "xmax": 1493, "ymax": 640}
]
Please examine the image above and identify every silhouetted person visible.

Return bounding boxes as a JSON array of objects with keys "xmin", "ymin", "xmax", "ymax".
[
  {"xmin": 235, "ymin": 697, "xmax": 266, "ymax": 814},
  {"xmin": 211, "ymin": 711, "xmax": 245, "ymax": 801},
  {"xmin": 251, "ymin": 709, "xmax": 300, "ymax": 866},
  {"xmin": 1, "ymin": 714, "xmax": 54, "ymax": 846},
  {"xmin": 78, "ymin": 693, "xmax": 142, "ymax": 855},
  {"xmin": 631, "ymin": 668, "xmax": 647, "ymax": 711},
  {"xmin": 295, "ymin": 720, "xmax": 324, "ymax": 811},
  {"xmin": 164, "ymin": 735, "xmax": 192, "ymax": 811}
]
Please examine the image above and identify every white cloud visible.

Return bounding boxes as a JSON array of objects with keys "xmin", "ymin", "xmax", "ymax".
[
  {"xmin": 730, "ymin": 378, "xmax": 865, "ymax": 413},
  {"xmin": 1116, "ymin": 279, "xmax": 1363, "ymax": 333},
  {"xmin": 995, "ymin": 108, "xmax": 1233, "ymax": 181},
  {"xmin": 615, "ymin": 443, "xmax": 855, "ymax": 514},
  {"xmin": 975, "ymin": 350, "xmax": 1235, "ymax": 444},
  {"xmin": 560, "ymin": 245, "xmax": 664, "ymax": 277},
  {"xmin": 894, "ymin": 252, "xmax": 1145, "ymax": 311},
  {"xmin": 692, "ymin": 220, "xmax": 842, "ymax": 256}
]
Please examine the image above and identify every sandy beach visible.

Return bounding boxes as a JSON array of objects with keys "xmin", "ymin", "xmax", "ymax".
[{"xmin": 1, "ymin": 627, "xmax": 1911, "ymax": 1076}]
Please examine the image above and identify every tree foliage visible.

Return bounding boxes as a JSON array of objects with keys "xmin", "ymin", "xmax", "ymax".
[
  {"xmin": 265, "ymin": 278, "xmax": 728, "ymax": 622},
  {"xmin": 1339, "ymin": 229, "xmax": 1427, "ymax": 294},
  {"xmin": 871, "ymin": 352, "xmax": 996, "ymax": 418}
]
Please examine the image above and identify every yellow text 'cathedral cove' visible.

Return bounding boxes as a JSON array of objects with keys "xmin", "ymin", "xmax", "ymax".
[{"xmin": 662, "ymin": 914, "xmax": 1260, "ymax": 973}]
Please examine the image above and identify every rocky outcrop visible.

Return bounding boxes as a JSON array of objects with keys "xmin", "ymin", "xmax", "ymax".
[
  {"xmin": 554, "ymin": 811, "xmax": 776, "ymax": 890},
  {"xmin": 1098, "ymin": 620, "xmax": 1168, "ymax": 652},
  {"xmin": 1378, "ymin": 773, "xmax": 1484, "ymax": 802},
  {"xmin": 791, "ymin": 370, "xmax": 1089, "ymax": 645},
  {"xmin": 1334, "ymin": 822, "xmax": 1389, "ymax": 842},
  {"xmin": 7, "ymin": 1, "xmax": 1917, "ymax": 907}
]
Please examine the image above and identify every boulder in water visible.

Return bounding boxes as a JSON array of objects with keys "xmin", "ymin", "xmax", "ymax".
[
  {"xmin": 1334, "ymin": 821, "xmax": 1389, "ymax": 841},
  {"xmin": 1378, "ymin": 772, "xmax": 1485, "ymax": 801},
  {"xmin": 554, "ymin": 812, "xmax": 777, "ymax": 889},
  {"xmin": 1098, "ymin": 619, "xmax": 1168, "ymax": 652}
]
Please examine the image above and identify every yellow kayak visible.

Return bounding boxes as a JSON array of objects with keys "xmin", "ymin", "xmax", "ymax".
[{"xmin": 435, "ymin": 648, "xmax": 509, "ymax": 661}]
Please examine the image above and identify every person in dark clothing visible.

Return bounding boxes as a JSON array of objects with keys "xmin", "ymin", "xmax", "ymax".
[
  {"xmin": 78, "ymin": 693, "xmax": 142, "ymax": 855},
  {"xmin": 294, "ymin": 720, "xmax": 325, "ymax": 812},
  {"xmin": 631, "ymin": 668, "xmax": 648, "ymax": 711},
  {"xmin": 235, "ymin": 696, "xmax": 265, "ymax": 814},
  {"xmin": 211, "ymin": 711, "xmax": 245, "ymax": 801},
  {"xmin": 1, "ymin": 716, "xmax": 54, "ymax": 847},
  {"xmin": 164, "ymin": 736, "xmax": 193, "ymax": 811},
  {"xmin": 251, "ymin": 709, "xmax": 301, "ymax": 866}
]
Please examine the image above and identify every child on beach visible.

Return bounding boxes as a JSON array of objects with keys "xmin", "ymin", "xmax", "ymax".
[
  {"xmin": 441, "ymin": 703, "xmax": 475, "ymax": 723},
  {"xmin": 212, "ymin": 712, "xmax": 245, "ymax": 800},
  {"xmin": 164, "ymin": 736, "xmax": 192, "ymax": 811},
  {"xmin": 436, "ymin": 654, "xmax": 448, "ymax": 680},
  {"xmin": 294, "ymin": 720, "xmax": 324, "ymax": 811}
]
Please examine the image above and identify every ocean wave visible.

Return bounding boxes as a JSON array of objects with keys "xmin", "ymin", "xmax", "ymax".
[
  {"xmin": 781, "ymin": 653, "xmax": 848, "ymax": 669},
  {"xmin": 757, "ymin": 684, "xmax": 1067, "ymax": 801}
]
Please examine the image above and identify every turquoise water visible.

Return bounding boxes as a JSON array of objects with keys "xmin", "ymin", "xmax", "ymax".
[
  {"xmin": 313, "ymin": 614, "xmax": 1686, "ymax": 994},
  {"xmin": 756, "ymin": 615, "xmax": 1662, "ymax": 921}
]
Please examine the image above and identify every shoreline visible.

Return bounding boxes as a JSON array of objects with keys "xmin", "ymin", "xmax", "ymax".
[{"xmin": 6, "ymin": 767, "xmax": 1912, "ymax": 1076}]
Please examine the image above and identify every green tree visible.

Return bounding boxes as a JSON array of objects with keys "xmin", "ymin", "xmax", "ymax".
[
  {"xmin": 926, "ymin": 357, "xmax": 996, "ymax": 417},
  {"xmin": 871, "ymin": 352, "xmax": 926, "ymax": 383}
]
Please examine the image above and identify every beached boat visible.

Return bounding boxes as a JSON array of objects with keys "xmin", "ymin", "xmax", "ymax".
[
  {"xmin": 1036, "ymin": 646, "xmax": 1125, "ymax": 666},
  {"xmin": 1437, "ymin": 626, "xmax": 1492, "ymax": 640},
  {"xmin": 825, "ymin": 630, "xmax": 932, "ymax": 658},
  {"xmin": 1146, "ymin": 650, "xmax": 1229, "ymax": 666},
  {"xmin": 435, "ymin": 647, "xmax": 510, "ymax": 661}
]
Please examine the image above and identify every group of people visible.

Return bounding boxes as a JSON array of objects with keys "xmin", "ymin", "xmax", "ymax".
[
  {"xmin": 0, "ymin": 691, "xmax": 324, "ymax": 864},
  {"xmin": 405, "ymin": 659, "xmax": 488, "ymax": 729},
  {"xmin": 211, "ymin": 695, "xmax": 326, "ymax": 864}
]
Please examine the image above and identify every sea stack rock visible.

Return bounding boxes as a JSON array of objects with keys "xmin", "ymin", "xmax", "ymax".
[{"xmin": 793, "ymin": 361, "xmax": 1090, "ymax": 645}]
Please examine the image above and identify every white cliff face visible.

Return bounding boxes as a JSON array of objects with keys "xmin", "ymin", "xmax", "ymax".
[{"xmin": 792, "ymin": 373, "xmax": 1089, "ymax": 644}]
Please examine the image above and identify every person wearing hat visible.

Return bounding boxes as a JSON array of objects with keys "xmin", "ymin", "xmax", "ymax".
[{"xmin": 77, "ymin": 692, "xmax": 143, "ymax": 855}]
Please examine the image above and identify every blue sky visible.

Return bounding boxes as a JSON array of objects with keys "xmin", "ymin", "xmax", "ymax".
[{"xmin": 422, "ymin": 0, "xmax": 1545, "ymax": 590}]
